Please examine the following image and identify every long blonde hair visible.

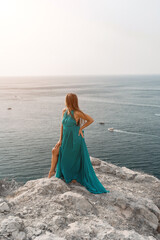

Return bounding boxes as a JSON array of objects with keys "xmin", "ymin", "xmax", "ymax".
[{"xmin": 65, "ymin": 93, "xmax": 86, "ymax": 127}]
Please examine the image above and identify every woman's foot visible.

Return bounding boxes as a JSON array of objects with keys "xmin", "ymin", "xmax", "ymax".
[
  {"xmin": 48, "ymin": 170, "xmax": 56, "ymax": 178},
  {"xmin": 71, "ymin": 179, "xmax": 77, "ymax": 183}
]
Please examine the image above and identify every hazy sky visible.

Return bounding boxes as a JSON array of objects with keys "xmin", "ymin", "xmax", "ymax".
[{"xmin": 0, "ymin": 0, "xmax": 160, "ymax": 76}]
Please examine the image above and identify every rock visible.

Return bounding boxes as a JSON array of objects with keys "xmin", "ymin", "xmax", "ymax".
[
  {"xmin": 1, "ymin": 157, "xmax": 160, "ymax": 240},
  {"xmin": 144, "ymin": 199, "xmax": 160, "ymax": 220},
  {"xmin": 35, "ymin": 221, "xmax": 48, "ymax": 230},
  {"xmin": 54, "ymin": 191, "xmax": 95, "ymax": 215},
  {"xmin": 134, "ymin": 174, "xmax": 159, "ymax": 183},
  {"xmin": 7, "ymin": 177, "xmax": 70, "ymax": 204},
  {"xmin": 0, "ymin": 216, "xmax": 26, "ymax": 240},
  {"xmin": 100, "ymin": 161, "xmax": 118, "ymax": 174},
  {"xmin": 12, "ymin": 230, "xmax": 26, "ymax": 240},
  {"xmin": 65, "ymin": 219, "xmax": 156, "ymax": 240},
  {"xmin": 120, "ymin": 166, "xmax": 138, "ymax": 180},
  {"xmin": 26, "ymin": 226, "xmax": 42, "ymax": 238},
  {"xmin": 0, "ymin": 201, "xmax": 10, "ymax": 212},
  {"xmin": 34, "ymin": 231, "xmax": 65, "ymax": 240},
  {"xmin": 133, "ymin": 203, "xmax": 159, "ymax": 230},
  {"xmin": 109, "ymin": 193, "xmax": 160, "ymax": 230},
  {"xmin": 90, "ymin": 156, "xmax": 101, "ymax": 166},
  {"xmin": 97, "ymin": 228, "xmax": 156, "ymax": 240},
  {"xmin": 0, "ymin": 178, "xmax": 23, "ymax": 197}
]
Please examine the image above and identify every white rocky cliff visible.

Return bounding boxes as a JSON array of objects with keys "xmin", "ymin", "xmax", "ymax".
[{"xmin": 0, "ymin": 157, "xmax": 160, "ymax": 240}]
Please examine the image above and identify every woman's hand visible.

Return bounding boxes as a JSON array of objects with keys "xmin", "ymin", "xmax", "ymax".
[
  {"xmin": 55, "ymin": 139, "xmax": 62, "ymax": 148},
  {"xmin": 78, "ymin": 128, "xmax": 84, "ymax": 138}
]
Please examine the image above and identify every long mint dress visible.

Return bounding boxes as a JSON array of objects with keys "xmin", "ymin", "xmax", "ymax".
[{"xmin": 55, "ymin": 109, "xmax": 110, "ymax": 194}]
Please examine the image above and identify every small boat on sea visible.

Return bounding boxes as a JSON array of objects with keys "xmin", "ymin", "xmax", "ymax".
[{"xmin": 108, "ymin": 128, "xmax": 114, "ymax": 132}]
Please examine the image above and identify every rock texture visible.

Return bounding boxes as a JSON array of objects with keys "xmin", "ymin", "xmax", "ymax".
[{"xmin": 0, "ymin": 157, "xmax": 160, "ymax": 240}]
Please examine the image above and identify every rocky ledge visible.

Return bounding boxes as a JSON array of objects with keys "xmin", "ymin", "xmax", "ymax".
[{"xmin": 0, "ymin": 157, "xmax": 160, "ymax": 240}]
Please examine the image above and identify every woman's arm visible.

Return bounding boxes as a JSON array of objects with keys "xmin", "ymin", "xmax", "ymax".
[
  {"xmin": 75, "ymin": 111, "xmax": 94, "ymax": 131},
  {"xmin": 59, "ymin": 108, "xmax": 66, "ymax": 142},
  {"xmin": 59, "ymin": 124, "xmax": 63, "ymax": 142}
]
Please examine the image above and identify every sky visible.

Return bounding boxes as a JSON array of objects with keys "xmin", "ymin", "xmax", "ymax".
[{"xmin": 0, "ymin": 0, "xmax": 160, "ymax": 76}]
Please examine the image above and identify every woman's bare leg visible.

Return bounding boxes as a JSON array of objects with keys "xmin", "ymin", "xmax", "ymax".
[
  {"xmin": 48, "ymin": 142, "xmax": 77, "ymax": 182},
  {"xmin": 48, "ymin": 146, "xmax": 60, "ymax": 178}
]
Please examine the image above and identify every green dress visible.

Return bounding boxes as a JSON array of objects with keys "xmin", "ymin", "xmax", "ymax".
[{"xmin": 55, "ymin": 109, "xmax": 110, "ymax": 194}]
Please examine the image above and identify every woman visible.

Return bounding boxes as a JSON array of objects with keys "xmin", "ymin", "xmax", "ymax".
[{"xmin": 48, "ymin": 93, "xmax": 110, "ymax": 194}]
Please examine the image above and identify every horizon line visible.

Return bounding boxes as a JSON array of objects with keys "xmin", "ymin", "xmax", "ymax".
[{"xmin": 0, "ymin": 74, "xmax": 160, "ymax": 78}]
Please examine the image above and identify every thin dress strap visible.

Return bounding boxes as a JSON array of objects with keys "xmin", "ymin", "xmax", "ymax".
[{"xmin": 66, "ymin": 109, "xmax": 74, "ymax": 115}]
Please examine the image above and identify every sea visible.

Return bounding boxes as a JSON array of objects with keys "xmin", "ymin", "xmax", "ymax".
[{"xmin": 0, "ymin": 75, "xmax": 160, "ymax": 183}]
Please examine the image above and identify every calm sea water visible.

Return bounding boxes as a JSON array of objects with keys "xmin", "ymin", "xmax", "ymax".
[{"xmin": 0, "ymin": 75, "xmax": 160, "ymax": 183}]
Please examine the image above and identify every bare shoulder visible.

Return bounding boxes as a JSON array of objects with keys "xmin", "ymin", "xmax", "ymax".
[
  {"xmin": 74, "ymin": 110, "xmax": 86, "ymax": 118},
  {"xmin": 62, "ymin": 108, "xmax": 66, "ymax": 117},
  {"xmin": 74, "ymin": 110, "xmax": 81, "ymax": 117},
  {"xmin": 73, "ymin": 110, "xmax": 80, "ymax": 116},
  {"xmin": 74, "ymin": 110, "xmax": 94, "ymax": 122}
]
